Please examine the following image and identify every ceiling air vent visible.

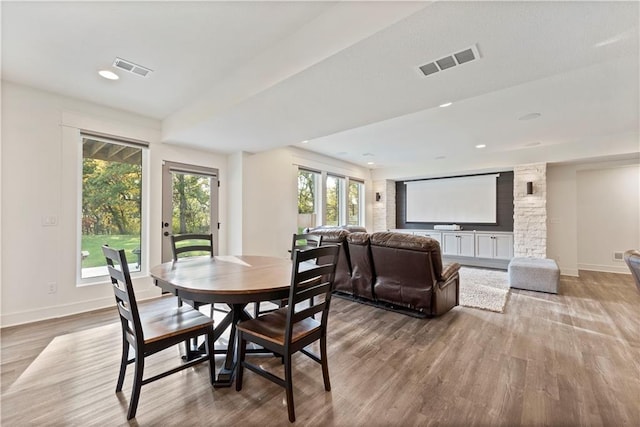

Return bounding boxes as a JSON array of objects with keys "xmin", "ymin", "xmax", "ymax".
[
  {"xmin": 113, "ymin": 57, "xmax": 153, "ymax": 78},
  {"xmin": 418, "ymin": 44, "xmax": 481, "ymax": 77}
]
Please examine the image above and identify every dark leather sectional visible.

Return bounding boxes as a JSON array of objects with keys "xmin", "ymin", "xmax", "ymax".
[{"xmin": 309, "ymin": 227, "xmax": 460, "ymax": 316}]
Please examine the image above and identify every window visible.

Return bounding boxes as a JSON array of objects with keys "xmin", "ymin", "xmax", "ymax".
[
  {"xmin": 81, "ymin": 134, "xmax": 147, "ymax": 279},
  {"xmin": 297, "ymin": 169, "xmax": 320, "ymax": 232},
  {"xmin": 348, "ymin": 180, "xmax": 364, "ymax": 226},
  {"xmin": 325, "ymin": 175, "xmax": 345, "ymax": 227},
  {"xmin": 297, "ymin": 167, "xmax": 366, "ymax": 229}
]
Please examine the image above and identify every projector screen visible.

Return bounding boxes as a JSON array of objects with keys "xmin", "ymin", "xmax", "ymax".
[{"xmin": 405, "ymin": 174, "xmax": 499, "ymax": 223}]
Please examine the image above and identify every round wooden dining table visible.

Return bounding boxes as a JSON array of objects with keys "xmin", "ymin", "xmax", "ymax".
[{"xmin": 150, "ymin": 255, "xmax": 293, "ymax": 387}]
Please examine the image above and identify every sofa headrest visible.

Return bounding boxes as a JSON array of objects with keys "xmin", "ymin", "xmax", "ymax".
[
  {"xmin": 370, "ymin": 232, "xmax": 443, "ymax": 280},
  {"xmin": 342, "ymin": 225, "xmax": 367, "ymax": 233},
  {"xmin": 308, "ymin": 228, "xmax": 350, "ymax": 243},
  {"xmin": 307, "ymin": 225, "xmax": 367, "ymax": 233},
  {"xmin": 346, "ymin": 232, "xmax": 370, "ymax": 245},
  {"xmin": 370, "ymin": 232, "xmax": 440, "ymax": 252}
]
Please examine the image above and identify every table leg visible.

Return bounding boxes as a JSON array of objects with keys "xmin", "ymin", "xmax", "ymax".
[
  {"xmin": 212, "ymin": 303, "xmax": 254, "ymax": 387},
  {"xmin": 181, "ymin": 301, "xmax": 269, "ymax": 388}
]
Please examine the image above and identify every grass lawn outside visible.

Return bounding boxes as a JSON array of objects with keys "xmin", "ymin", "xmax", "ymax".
[{"xmin": 81, "ymin": 234, "xmax": 141, "ymax": 268}]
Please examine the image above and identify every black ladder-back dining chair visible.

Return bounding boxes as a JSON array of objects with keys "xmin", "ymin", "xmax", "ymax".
[
  {"xmin": 170, "ymin": 233, "xmax": 216, "ymax": 313},
  {"xmin": 170, "ymin": 233, "xmax": 215, "ymax": 262},
  {"xmin": 253, "ymin": 233, "xmax": 323, "ymax": 318},
  {"xmin": 102, "ymin": 245, "xmax": 215, "ymax": 420},
  {"xmin": 170, "ymin": 233, "xmax": 220, "ymax": 358},
  {"xmin": 236, "ymin": 244, "xmax": 340, "ymax": 423}
]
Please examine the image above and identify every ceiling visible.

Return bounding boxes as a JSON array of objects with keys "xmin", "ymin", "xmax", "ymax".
[{"xmin": 2, "ymin": 1, "xmax": 639, "ymax": 178}]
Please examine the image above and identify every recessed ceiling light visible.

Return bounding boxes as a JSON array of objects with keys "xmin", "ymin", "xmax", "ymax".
[
  {"xmin": 518, "ymin": 113, "xmax": 541, "ymax": 121},
  {"xmin": 367, "ymin": 161, "xmax": 375, "ymax": 165},
  {"xmin": 362, "ymin": 152, "xmax": 374, "ymax": 157},
  {"xmin": 300, "ymin": 140, "xmax": 309, "ymax": 144},
  {"xmin": 98, "ymin": 70, "xmax": 119, "ymax": 80},
  {"xmin": 435, "ymin": 155, "xmax": 446, "ymax": 160},
  {"xmin": 475, "ymin": 144, "xmax": 486, "ymax": 149},
  {"xmin": 439, "ymin": 102, "xmax": 452, "ymax": 108}
]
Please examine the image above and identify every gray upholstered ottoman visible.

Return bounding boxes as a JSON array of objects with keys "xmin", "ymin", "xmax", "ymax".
[{"xmin": 508, "ymin": 257, "xmax": 559, "ymax": 294}]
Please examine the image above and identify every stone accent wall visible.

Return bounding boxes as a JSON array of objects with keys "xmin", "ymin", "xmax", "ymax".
[
  {"xmin": 372, "ymin": 179, "xmax": 396, "ymax": 232},
  {"xmin": 513, "ymin": 163, "xmax": 547, "ymax": 258}
]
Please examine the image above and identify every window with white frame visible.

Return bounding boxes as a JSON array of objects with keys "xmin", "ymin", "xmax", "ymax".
[
  {"xmin": 325, "ymin": 174, "xmax": 346, "ymax": 227},
  {"xmin": 348, "ymin": 180, "xmax": 365, "ymax": 226},
  {"xmin": 297, "ymin": 169, "xmax": 320, "ymax": 232},
  {"xmin": 80, "ymin": 134, "xmax": 147, "ymax": 279}
]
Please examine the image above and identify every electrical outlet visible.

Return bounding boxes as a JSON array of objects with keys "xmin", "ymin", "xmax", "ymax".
[
  {"xmin": 47, "ymin": 282, "xmax": 57, "ymax": 294},
  {"xmin": 613, "ymin": 251, "xmax": 624, "ymax": 262}
]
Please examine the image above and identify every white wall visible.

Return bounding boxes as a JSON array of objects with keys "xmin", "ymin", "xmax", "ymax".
[
  {"xmin": 226, "ymin": 151, "xmax": 246, "ymax": 255},
  {"xmin": 1, "ymin": 81, "xmax": 228, "ymax": 326},
  {"xmin": 577, "ymin": 163, "xmax": 640, "ymax": 273},
  {"xmin": 547, "ymin": 157, "xmax": 639, "ymax": 275},
  {"xmin": 235, "ymin": 146, "xmax": 372, "ymax": 258},
  {"xmin": 546, "ymin": 164, "xmax": 579, "ymax": 275}
]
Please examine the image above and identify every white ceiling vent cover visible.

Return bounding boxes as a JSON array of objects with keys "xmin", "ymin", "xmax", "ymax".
[
  {"xmin": 419, "ymin": 44, "xmax": 481, "ymax": 77},
  {"xmin": 113, "ymin": 57, "xmax": 153, "ymax": 78}
]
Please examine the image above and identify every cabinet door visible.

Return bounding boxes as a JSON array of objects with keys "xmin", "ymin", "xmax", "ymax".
[
  {"xmin": 494, "ymin": 234, "xmax": 514, "ymax": 259},
  {"xmin": 475, "ymin": 234, "xmax": 494, "ymax": 258},
  {"xmin": 458, "ymin": 234, "xmax": 475, "ymax": 257},
  {"xmin": 442, "ymin": 233, "xmax": 459, "ymax": 255}
]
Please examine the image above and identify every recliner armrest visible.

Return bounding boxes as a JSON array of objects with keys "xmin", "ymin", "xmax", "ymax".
[{"xmin": 440, "ymin": 262, "xmax": 461, "ymax": 283}]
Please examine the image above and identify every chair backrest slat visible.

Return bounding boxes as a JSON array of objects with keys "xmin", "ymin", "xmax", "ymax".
[
  {"xmin": 289, "ymin": 281, "xmax": 331, "ymax": 306},
  {"xmin": 170, "ymin": 233, "xmax": 214, "ymax": 262},
  {"xmin": 116, "ymin": 301, "xmax": 135, "ymax": 323},
  {"xmin": 291, "ymin": 302, "xmax": 325, "ymax": 324},
  {"xmin": 295, "ymin": 265, "xmax": 335, "ymax": 285},
  {"xmin": 285, "ymin": 245, "xmax": 339, "ymax": 345},
  {"xmin": 107, "ymin": 264, "xmax": 128, "ymax": 285},
  {"xmin": 290, "ymin": 233, "xmax": 323, "ymax": 260}
]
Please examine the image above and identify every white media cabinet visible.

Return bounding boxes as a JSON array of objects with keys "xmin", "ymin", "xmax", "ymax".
[{"xmin": 390, "ymin": 229, "xmax": 514, "ymax": 269}]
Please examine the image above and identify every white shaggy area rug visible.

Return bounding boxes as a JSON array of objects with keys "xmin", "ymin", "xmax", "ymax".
[{"xmin": 458, "ymin": 267, "xmax": 510, "ymax": 313}]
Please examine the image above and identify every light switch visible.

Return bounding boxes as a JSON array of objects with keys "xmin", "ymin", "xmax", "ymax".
[{"xmin": 42, "ymin": 215, "xmax": 58, "ymax": 226}]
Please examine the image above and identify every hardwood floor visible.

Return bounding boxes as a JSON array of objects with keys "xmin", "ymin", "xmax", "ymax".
[{"xmin": 2, "ymin": 271, "xmax": 639, "ymax": 426}]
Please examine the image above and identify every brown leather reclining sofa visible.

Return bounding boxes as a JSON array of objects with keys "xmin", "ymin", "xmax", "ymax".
[{"xmin": 308, "ymin": 227, "xmax": 460, "ymax": 316}]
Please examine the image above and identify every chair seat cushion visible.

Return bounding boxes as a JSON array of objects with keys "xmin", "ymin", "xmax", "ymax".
[
  {"xmin": 140, "ymin": 304, "xmax": 214, "ymax": 344},
  {"xmin": 237, "ymin": 308, "xmax": 320, "ymax": 346}
]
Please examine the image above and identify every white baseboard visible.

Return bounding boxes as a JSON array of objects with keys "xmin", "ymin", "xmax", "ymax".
[
  {"xmin": 0, "ymin": 288, "xmax": 162, "ymax": 328},
  {"xmin": 577, "ymin": 263, "xmax": 631, "ymax": 275},
  {"xmin": 559, "ymin": 267, "xmax": 579, "ymax": 277}
]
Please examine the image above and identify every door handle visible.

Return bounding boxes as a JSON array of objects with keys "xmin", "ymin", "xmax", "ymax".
[{"xmin": 164, "ymin": 231, "xmax": 170, "ymax": 237}]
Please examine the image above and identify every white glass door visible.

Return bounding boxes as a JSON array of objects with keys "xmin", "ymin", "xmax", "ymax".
[{"xmin": 161, "ymin": 161, "xmax": 219, "ymax": 262}]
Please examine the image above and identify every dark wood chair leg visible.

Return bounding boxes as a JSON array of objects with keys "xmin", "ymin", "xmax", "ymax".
[
  {"xmin": 116, "ymin": 335, "xmax": 128, "ymax": 392},
  {"xmin": 127, "ymin": 356, "xmax": 145, "ymax": 420},
  {"xmin": 320, "ymin": 334, "xmax": 331, "ymax": 391},
  {"xmin": 235, "ymin": 333, "xmax": 246, "ymax": 391},
  {"xmin": 206, "ymin": 332, "xmax": 216, "ymax": 385},
  {"xmin": 285, "ymin": 354, "xmax": 295, "ymax": 423}
]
